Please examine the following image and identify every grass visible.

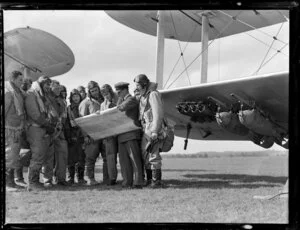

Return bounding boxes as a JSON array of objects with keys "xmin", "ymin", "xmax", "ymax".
[{"xmin": 5, "ymin": 154, "xmax": 288, "ymax": 223}]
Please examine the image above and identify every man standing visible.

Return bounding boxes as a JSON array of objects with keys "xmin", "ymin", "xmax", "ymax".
[
  {"xmin": 134, "ymin": 74, "xmax": 164, "ymax": 188},
  {"xmin": 76, "ymin": 85, "xmax": 87, "ymax": 180},
  {"xmin": 25, "ymin": 76, "xmax": 56, "ymax": 191},
  {"xmin": 99, "ymin": 84, "xmax": 119, "ymax": 185},
  {"xmin": 5, "ymin": 71, "xmax": 26, "ymax": 191},
  {"xmin": 65, "ymin": 89, "xmax": 86, "ymax": 184},
  {"xmin": 79, "ymin": 81, "xmax": 107, "ymax": 185},
  {"xmin": 47, "ymin": 81, "xmax": 69, "ymax": 186},
  {"xmin": 14, "ymin": 77, "xmax": 33, "ymax": 186},
  {"xmin": 115, "ymin": 82, "xmax": 143, "ymax": 189}
]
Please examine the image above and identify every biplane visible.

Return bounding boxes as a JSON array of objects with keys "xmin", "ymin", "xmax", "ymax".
[
  {"xmin": 105, "ymin": 10, "xmax": 289, "ymax": 150},
  {"xmin": 4, "ymin": 26, "xmax": 75, "ymax": 81}
]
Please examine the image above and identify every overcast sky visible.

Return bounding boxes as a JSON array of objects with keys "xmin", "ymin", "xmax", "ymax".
[{"xmin": 3, "ymin": 10, "xmax": 289, "ymax": 153}]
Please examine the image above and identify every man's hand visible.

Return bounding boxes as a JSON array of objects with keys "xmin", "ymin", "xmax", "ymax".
[
  {"xmin": 150, "ymin": 132, "xmax": 158, "ymax": 141},
  {"xmin": 45, "ymin": 124, "xmax": 55, "ymax": 135},
  {"xmin": 68, "ymin": 137, "xmax": 77, "ymax": 143},
  {"xmin": 84, "ymin": 136, "xmax": 94, "ymax": 145},
  {"xmin": 84, "ymin": 136, "xmax": 91, "ymax": 145}
]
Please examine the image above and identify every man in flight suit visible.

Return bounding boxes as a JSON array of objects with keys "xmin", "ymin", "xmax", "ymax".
[
  {"xmin": 14, "ymin": 77, "xmax": 32, "ymax": 186},
  {"xmin": 5, "ymin": 71, "xmax": 26, "ymax": 191},
  {"xmin": 99, "ymin": 84, "xmax": 119, "ymax": 185},
  {"xmin": 79, "ymin": 81, "xmax": 107, "ymax": 185},
  {"xmin": 134, "ymin": 74, "xmax": 165, "ymax": 188},
  {"xmin": 25, "ymin": 76, "xmax": 56, "ymax": 191},
  {"xmin": 48, "ymin": 81, "xmax": 69, "ymax": 186}
]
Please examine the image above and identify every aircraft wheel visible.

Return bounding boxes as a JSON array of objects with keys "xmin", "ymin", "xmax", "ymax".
[
  {"xmin": 248, "ymin": 131, "xmax": 274, "ymax": 149},
  {"xmin": 275, "ymin": 135, "xmax": 289, "ymax": 149},
  {"xmin": 259, "ymin": 136, "xmax": 274, "ymax": 149}
]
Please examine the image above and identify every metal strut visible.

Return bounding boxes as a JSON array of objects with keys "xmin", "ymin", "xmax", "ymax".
[{"xmin": 184, "ymin": 123, "xmax": 192, "ymax": 150}]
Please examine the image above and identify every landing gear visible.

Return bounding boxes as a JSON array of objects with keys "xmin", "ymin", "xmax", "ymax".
[
  {"xmin": 248, "ymin": 131, "xmax": 275, "ymax": 149},
  {"xmin": 275, "ymin": 134, "xmax": 289, "ymax": 149}
]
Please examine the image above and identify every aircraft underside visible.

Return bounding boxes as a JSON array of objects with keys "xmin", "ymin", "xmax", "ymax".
[
  {"xmin": 162, "ymin": 72, "xmax": 289, "ymax": 150},
  {"xmin": 174, "ymin": 94, "xmax": 288, "ymax": 150}
]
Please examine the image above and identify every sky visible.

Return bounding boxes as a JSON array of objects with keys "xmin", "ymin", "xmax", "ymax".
[{"xmin": 3, "ymin": 10, "xmax": 289, "ymax": 153}]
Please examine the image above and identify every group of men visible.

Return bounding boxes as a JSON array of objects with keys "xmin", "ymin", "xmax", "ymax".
[{"xmin": 5, "ymin": 71, "xmax": 166, "ymax": 192}]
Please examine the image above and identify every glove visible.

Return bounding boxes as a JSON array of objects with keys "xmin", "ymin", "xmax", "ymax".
[
  {"xmin": 150, "ymin": 132, "xmax": 158, "ymax": 141},
  {"xmin": 84, "ymin": 136, "xmax": 92, "ymax": 145},
  {"xmin": 68, "ymin": 137, "xmax": 77, "ymax": 144},
  {"xmin": 19, "ymin": 149, "xmax": 32, "ymax": 167},
  {"xmin": 43, "ymin": 123, "xmax": 55, "ymax": 135}
]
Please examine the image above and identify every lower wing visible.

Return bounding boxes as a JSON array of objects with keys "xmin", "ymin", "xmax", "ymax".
[{"xmin": 161, "ymin": 71, "xmax": 288, "ymax": 149}]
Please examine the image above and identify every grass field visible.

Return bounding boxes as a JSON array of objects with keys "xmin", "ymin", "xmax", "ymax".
[{"xmin": 5, "ymin": 153, "xmax": 288, "ymax": 224}]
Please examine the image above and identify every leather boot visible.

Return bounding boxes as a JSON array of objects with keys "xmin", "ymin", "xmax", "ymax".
[
  {"xmin": 6, "ymin": 168, "xmax": 23, "ymax": 191},
  {"xmin": 67, "ymin": 166, "xmax": 75, "ymax": 184},
  {"xmin": 76, "ymin": 166, "xmax": 87, "ymax": 184},
  {"xmin": 27, "ymin": 168, "xmax": 44, "ymax": 191},
  {"xmin": 86, "ymin": 167, "xmax": 99, "ymax": 186},
  {"xmin": 102, "ymin": 162, "xmax": 109, "ymax": 185},
  {"xmin": 15, "ymin": 166, "xmax": 26, "ymax": 185},
  {"xmin": 144, "ymin": 169, "xmax": 152, "ymax": 186},
  {"xmin": 151, "ymin": 169, "xmax": 163, "ymax": 188}
]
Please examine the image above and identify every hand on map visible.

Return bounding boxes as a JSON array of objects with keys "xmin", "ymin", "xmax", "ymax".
[{"xmin": 151, "ymin": 132, "xmax": 158, "ymax": 141}]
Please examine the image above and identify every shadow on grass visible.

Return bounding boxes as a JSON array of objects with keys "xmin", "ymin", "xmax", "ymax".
[
  {"xmin": 163, "ymin": 174, "xmax": 287, "ymax": 189},
  {"xmin": 50, "ymin": 184, "xmax": 125, "ymax": 192},
  {"xmin": 163, "ymin": 169, "xmax": 213, "ymax": 172}
]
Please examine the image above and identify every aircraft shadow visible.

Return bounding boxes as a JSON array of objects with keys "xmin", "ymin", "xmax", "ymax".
[
  {"xmin": 163, "ymin": 173, "xmax": 287, "ymax": 189},
  {"xmin": 159, "ymin": 169, "xmax": 213, "ymax": 172},
  {"xmin": 94, "ymin": 167, "xmax": 212, "ymax": 174}
]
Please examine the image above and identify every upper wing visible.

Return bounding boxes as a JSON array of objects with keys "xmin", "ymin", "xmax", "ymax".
[
  {"xmin": 160, "ymin": 72, "xmax": 288, "ymax": 142},
  {"xmin": 4, "ymin": 27, "xmax": 75, "ymax": 81},
  {"xmin": 105, "ymin": 10, "xmax": 289, "ymax": 42}
]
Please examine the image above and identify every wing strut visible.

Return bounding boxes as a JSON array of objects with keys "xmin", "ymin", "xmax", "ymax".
[
  {"xmin": 155, "ymin": 10, "xmax": 165, "ymax": 90},
  {"xmin": 200, "ymin": 13, "xmax": 209, "ymax": 83},
  {"xmin": 184, "ymin": 123, "xmax": 192, "ymax": 150}
]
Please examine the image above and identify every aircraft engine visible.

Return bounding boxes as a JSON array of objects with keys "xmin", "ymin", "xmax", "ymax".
[
  {"xmin": 239, "ymin": 109, "xmax": 279, "ymax": 136},
  {"xmin": 216, "ymin": 111, "xmax": 249, "ymax": 136},
  {"xmin": 238, "ymin": 108, "xmax": 289, "ymax": 149},
  {"xmin": 176, "ymin": 101, "xmax": 216, "ymax": 123}
]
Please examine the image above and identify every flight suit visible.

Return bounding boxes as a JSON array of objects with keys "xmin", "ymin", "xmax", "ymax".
[
  {"xmin": 65, "ymin": 103, "xmax": 85, "ymax": 183},
  {"xmin": 138, "ymin": 82, "xmax": 164, "ymax": 186},
  {"xmin": 100, "ymin": 94, "xmax": 119, "ymax": 184},
  {"xmin": 79, "ymin": 96, "xmax": 108, "ymax": 184},
  {"xmin": 50, "ymin": 95, "xmax": 68, "ymax": 184},
  {"xmin": 25, "ymin": 81, "xmax": 57, "ymax": 188},
  {"xmin": 5, "ymin": 81, "xmax": 26, "ymax": 189}
]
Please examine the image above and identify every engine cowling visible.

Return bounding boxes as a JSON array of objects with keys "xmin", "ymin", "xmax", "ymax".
[
  {"xmin": 176, "ymin": 101, "xmax": 216, "ymax": 123},
  {"xmin": 216, "ymin": 111, "xmax": 249, "ymax": 136},
  {"xmin": 238, "ymin": 109, "xmax": 278, "ymax": 137}
]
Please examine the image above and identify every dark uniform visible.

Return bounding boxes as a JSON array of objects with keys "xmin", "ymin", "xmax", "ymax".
[
  {"xmin": 115, "ymin": 82, "xmax": 143, "ymax": 188},
  {"xmin": 65, "ymin": 89, "xmax": 86, "ymax": 184}
]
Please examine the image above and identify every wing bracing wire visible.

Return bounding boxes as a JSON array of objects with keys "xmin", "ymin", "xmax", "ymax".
[{"xmin": 164, "ymin": 10, "xmax": 288, "ymax": 89}]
